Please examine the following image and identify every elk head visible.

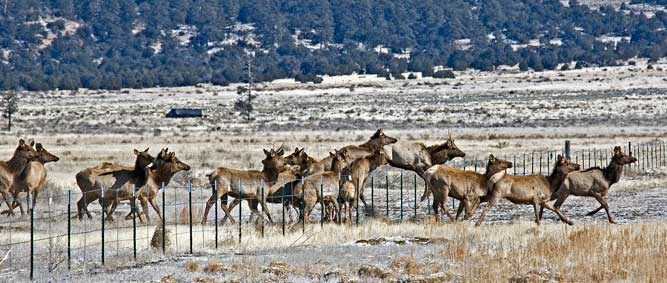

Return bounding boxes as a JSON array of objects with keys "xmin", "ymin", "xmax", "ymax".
[
  {"xmin": 262, "ymin": 148, "xmax": 287, "ymax": 178},
  {"xmin": 16, "ymin": 139, "xmax": 40, "ymax": 162},
  {"xmin": 554, "ymin": 154, "xmax": 581, "ymax": 174},
  {"xmin": 430, "ymin": 133, "xmax": 466, "ymax": 164},
  {"xmin": 486, "ymin": 154, "xmax": 513, "ymax": 175},
  {"xmin": 330, "ymin": 149, "xmax": 351, "ymax": 173},
  {"xmin": 154, "ymin": 148, "xmax": 191, "ymax": 173},
  {"xmin": 133, "ymin": 148, "xmax": 155, "ymax": 170},
  {"xmin": 612, "ymin": 146, "xmax": 637, "ymax": 165},
  {"xmin": 367, "ymin": 129, "xmax": 398, "ymax": 150},
  {"xmin": 35, "ymin": 143, "xmax": 59, "ymax": 163}
]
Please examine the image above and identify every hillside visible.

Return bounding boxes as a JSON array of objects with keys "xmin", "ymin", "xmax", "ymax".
[{"xmin": 1, "ymin": 0, "xmax": 667, "ymax": 90}]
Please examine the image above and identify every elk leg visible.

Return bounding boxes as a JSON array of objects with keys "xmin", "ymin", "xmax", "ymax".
[
  {"xmin": 420, "ymin": 182, "xmax": 431, "ymax": 202},
  {"xmin": 550, "ymin": 193, "xmax": 570, "ymax": 221},
  {"xmin": 202, "ymin": 193, "xmax": 216, "ymax": 224},
  {"xmin": 541, "ymin": 202, "xmax": 573, "ymax": 225},
  {"xmin": 260, "ymin": 198, "xmax": 274, "ymax": 224},
  {"xmin": 455, "ymin": 202, "xmax": 465, "ymax": 220},
  {"xmin": 221, "ymin": 198, "xmax": 240, "ymax": 224},
  {"xmin": 585, "ymin": 205, "xmax": 604, "ymax": 216},
  {"xmin": 432, "ymin": 199, "xmax": 441, "ymax": 223},
  {"xmin": 147, "ymin": 197, "xmax": 161, "ymax": 221},
  {"xmin": 105, "ymin": 199, "xmax": 119, "ymax": 222},
  {"xmin": 592, "ymin": 193, "xmax": 615, "ymax": 224},
  {"xmin": 475, "ymin": 196, "xmax": 498, "ymax": 227},
  {"xmin": 0, "ymin": 191, "xmax": 14, "ymax": 216},
  {"xmin": 533, "ymin": 202, "xmax": 541, "ymax": 225}
]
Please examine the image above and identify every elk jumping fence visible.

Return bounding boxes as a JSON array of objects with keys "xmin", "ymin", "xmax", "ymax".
[{"xmin": 0, "ymin": 140, "xmax": 664, "ymax": 281}]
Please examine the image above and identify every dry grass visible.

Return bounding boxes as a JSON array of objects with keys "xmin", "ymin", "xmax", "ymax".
[
  {"xmin": 185, "ymin": 260, "xmax": 199, "ymax": 272},
  {"xmin": 203, "ymin": 261, "xmax": 225, "ymax": 273}
]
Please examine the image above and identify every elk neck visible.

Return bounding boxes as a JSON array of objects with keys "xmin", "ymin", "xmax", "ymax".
[
  {"xmin": 5, "ymin": 149, "xmax": 30, "ymax": 175},
  {"xmin": 546, "ymin": 165, "xmax": 567, "ymax": 192},
  {"xmin": 149, "ymin": 164, "xmax": 177, "ymax": 187},
  {"xmin": 132, "ymin": 158, "xmax": 151, "ymax": 188},
  {"xmin": 603, "ymin": 160, "xmax": 624, "ymax": 185}
]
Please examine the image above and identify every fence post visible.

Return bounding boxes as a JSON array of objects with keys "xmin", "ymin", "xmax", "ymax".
[
  {"xmin": 400, "ymin": 170, "xmax": 403, "ymax": 221},
  {"xmin": 540, "ymin": 153, "xmax": 543, "ymax": 174},
  {"xmin": 238, "ymin": 180, "xmax": 242, "ymax": 244},
  {"xmin": 260, "ymin": 180, "xmax": 264, "ymax": 239},
  {"xmin": 565, "ymin": 140, "xmax": 571, "ymax": 160},
  {"xmin": 320, "ymin": 176, "xmax": 323, "ymax": 227},
  {"xmin": 370, "ymin": 176, "xmax": 374, "ymax": 212},
  {"xmin": 356, "ymin": 172, "xmax": 360, "ymax": 226},
  {"xmin": 594, "ymin": 149, "xmax": 597, "ymax": 167},
  {"xmin": 100, "ymin": 187, "xmax": 106, "ymax": 266},
  {"xmin": 531, "ymin": 153, "xmax": 534, "ymax": 174},
  {"xmin": 67, "ymin": 190, "xmax": 72, "ymax": 270},
  {"xmin": 513, "ymin": 155, "xmax": 516, "ymax": 175},
  {"xmin": 282, "ymin": 179, "xmax": 286, "ymax": 236},
  {"xmin": 385, "ymin": 172, "xmax": 389, "ymax": 217},
  {"xmin": 30, "ymin": 191, "xmax": 34, "ymax": 280},
  {"xmin": 301, "ymin": 178, "xmax": 305, "ymax": 233},
  {"xmin": 189, "ymin": 181, "xmax": 193, "ymax": 254},
  {"xmin": 161, "ymin": 182, "xmax": 166, "ymax": 254},
  {"xmin": 413, "ymin": 173, "xmax": 417, "ymax": 220},
  {"xmin": 132, "ymin": 186, "xmax": 137, "ymax": 261},
  {"xmin": 214, "ymin": 181, "xmax": 218, "ymax": 249},
  {"xmin": 523, "ymin": 154, "xmax": 526, "ymax": 175}
]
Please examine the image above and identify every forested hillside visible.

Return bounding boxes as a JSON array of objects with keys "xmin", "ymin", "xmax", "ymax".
[{"xmin": 1, "ymin": 0, "xmax": 667, "ymax": 90}]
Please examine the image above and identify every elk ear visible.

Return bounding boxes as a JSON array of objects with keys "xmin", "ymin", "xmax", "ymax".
[
  {"xmin": 489, "ymin": 154, "xmax": 495, "ymax": 160},
  {"xmin": 277, "ymin": 149, "xmax": 284, "ymax": 156},
  {"xmin": 263, "ymin": 149, "xmax": 271, "ymax": 157},
  {"xmin": 18, "ymin": 139, "xmax": 25, "ymax": 146},
  {"xmin": 144, "ymin": 147, "xmax": 149, "ymax": 152},
  {"xmin": 29, "ymin": 140, "xmax": 35, "ymax": 147},
  {"xmin": 169, "ymin": 152, "xmax": 175, "ymax": 159},
  {"xmin": 36, "ymin": 143, "xmax": 43, "ymax": 150},
  {"xmin": 134, "ymin": 149, "xmax": 140, "ymax": 155}
]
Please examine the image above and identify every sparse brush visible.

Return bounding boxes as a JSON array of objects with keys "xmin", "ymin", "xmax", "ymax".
[
  {"xmin": 185, "ymin": 261, "xmax": 199, "ymax": 272},
  {"xmin": 358, "ymin": 264, "xmax": 392, "ymax": 279},
  {"xmin": 203, "ymin": 261, "xmax": 225, "ymax": 273},
  {"xmin": 150, "ymin": 222, "xmax": 171, "ymax": 250}
]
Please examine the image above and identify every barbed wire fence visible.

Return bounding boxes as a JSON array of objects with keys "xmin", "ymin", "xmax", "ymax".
[{"xmin": 0, "ymin": 140, "xmax": 664, "ymax": 281}]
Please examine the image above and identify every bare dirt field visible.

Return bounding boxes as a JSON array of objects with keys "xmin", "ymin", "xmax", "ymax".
[{"xmin": 1, "ymin": 62, "xmax": 667, "ymax": 281}]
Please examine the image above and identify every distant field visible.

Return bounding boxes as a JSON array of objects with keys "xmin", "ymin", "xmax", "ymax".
[{"xmin": 1, "ymin": 65, "xmax": 667, "ymax": 281}]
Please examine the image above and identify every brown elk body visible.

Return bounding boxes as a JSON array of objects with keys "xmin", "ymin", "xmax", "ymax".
[
  {"xmin": 6, "ymin": 143, "xmax": 59, "ymax": 215},
  {"xmin": 75, "ymin": 148, "xmax": 155, "ymax": 221},
  {"xmin": 339, "ymin": 150, "xmax": 388, "ymax": 223},
  {"xmin": 424, "ymin": 155, "xmax": 513, "ymax": 223},
  {"xmin": 202, "ymin": 149, "xmax": 288, "ymax": 225},
  {"xmin": 475, "ymin": 155, "xmax": 580, "ymax": 226},
  {"xmin": 386, "ymin": 135, "xmax": 466, "ymax": 202},
  {"xmin": 309, "ymin": 129, "xmax": 397, "ymax": 175},
  {"xmin": 0, "ymin": 140, "xmax": 40, "ymax": 215},
  {"xmin": 292, "ymin": 150, "xmax": 351, "ymax": 223},
  {"xmin": 124, "ymin": 148, "xmax": 191, "ymax": 222},
  {"xmin": 548, "ymin": 146, "xmax": 637, "ymax": 223}
]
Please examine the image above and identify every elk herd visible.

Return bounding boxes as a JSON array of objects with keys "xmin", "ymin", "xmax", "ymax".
[{"xmin": 0, "ymin": 130, "xmax": 638, "ymax": 227}]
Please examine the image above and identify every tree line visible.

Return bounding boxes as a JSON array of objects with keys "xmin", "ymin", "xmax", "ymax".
[{"xmin": 0, "ymin": 0, "xmax": 666, "ymax": 90}]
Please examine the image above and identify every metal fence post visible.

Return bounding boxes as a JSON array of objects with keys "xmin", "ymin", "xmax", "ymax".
[
  {"xmin": 356, "ymin": 172, "xmax": 360, "ymax": 226},
  {"xmin": 132, "ymin": 186, "xmax": 137, "ymax": 261},
  {"xmin": 594, "ymin": 149, "xmax": 597, "ymax": 167},
  {"xmin": 540, "ymin": 153, "xmax": 543, "ymax": 175},
  {"xmin": 67, "ymin": 190, "xmax": 72, "ymax": 270},
  {"xmin": 282, "ymin": 179, "xmax": 286, "ymax": 236},
  {"xmin": 189, "ymin": 181, "xmax": 193, "ymax": 254},
  {"xmin": 337, "ymin": 172, "xmax": 342, "ymax": 224},
  {"xmin": 513, "ymin": 155, "xmax": 516, "ymax": 175},
  {"xmin": 101, "ymin": 187, "xmax": 105, "ymax": 266},
  {"xmin": 385, "ymin": 172, "xmax": 389, "ymax": 217},
  {"xmin": 565, "ymin": 140, "xmax": 571, "ymax": 160},
  {"xmin": 531, "ymin": 153, "xmax": 534, "ymax": 174},
  {"xmin": 238, "ymin": 180, "xmax": 242, "ymax": 244},
  {"xmin": 319, "ymin": 176, "xmax": 323, "ymax": 227},
  {"xmin": 523, "ymin": 154, "xmax": 526, "ymax": 175},
  {"xmin": 30, "ymin": 191, "xmax": 34, "ymax": 280},
  {"xmin": 162, "ymin": 182, "xmax": 166, "ymax": 254},
  {"xmin": 260, "ymin": 180, "xmax": 264, "ymax": 238},
  {"xmin": 400, "ymin": 170, "xmax": 403, "ymax": 221},
  {"xmin": 413, "ymin": 173, "xmax": 417, "ymax": 220},
  {"xmin": 214, "ymin": 181, "xmax": 218, "ymax": 249},
  {"xmin": 370, "ymin": 176, "xmax": 374, "ymax": 212},
  {"xmin": 301, "ymin": 178, "xmax": 305, "ymax": 233}
]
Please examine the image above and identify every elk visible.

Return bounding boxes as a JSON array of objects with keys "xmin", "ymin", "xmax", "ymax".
[
  {"xmin": 424, "ymin": 155, "xmax": 513, "ymax": 223},
  {"xmin": 0, "ymin": 139, "xmax": 40, "ymax": 216},
  {"xmin": 307, "ymin": 129, "xmax": 397, "ymax": 174},
  {"xmin": 293, "ymin": 149, "xmax": 351, "ymax": 223},
  {"xmin": 546, "ymin": 146, "xmax": 637, "ymax": 224},
  {"xmin": 4, "ymin": 143, "xmax": 59, "ymax": 216},
  {"xmin": 202, "ymin": 148, "xmax": 288, "ymax": 225},
  {"xmin": 123, "ymin": 148, "xmax": 191, "ymax": 222},
  {"xmin": 386, "ymin": 133, "xmax": 466, "ymax": 203},
  {"xmin": 339, "ymin": 150, "xmax": 388, "ymax": 223},
  {"xmin": 75, "ymin": 148, "xmax": 155, "ymax": 221},
  {"xmin": 475, "ymin": 155, "xmax": 580, "ymax": 226}
]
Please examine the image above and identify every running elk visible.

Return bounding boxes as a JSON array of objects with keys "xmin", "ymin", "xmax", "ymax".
[
  {"xmin": 386, "ymin": 133, "xmax": 465, "ymax": 202},
  {"xmin": 339, "ymin": 150, "xmax": 388, "ymax": 222},
  {"xmin": 547, "ymin": 146, "xmax": 637, "ymax": 223},
  {"xmin": 475, "ymin": 155, "xmax": 580, "ymax": 226},
  {"xmin": 308, "ymin": 129, "xmax": 397, "ymax": 174},
  {"xmin": 424, "ymin": 155, "xmax": 512, "ymax": 223},
  {"xmin": 75, "ymin": 148, "xmax": 155, "ymax": 221}
]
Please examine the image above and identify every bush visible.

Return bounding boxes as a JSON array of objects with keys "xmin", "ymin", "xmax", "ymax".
[{"xmin": 433, "ymin": 70, "xmax": 455, "ymax": 79}]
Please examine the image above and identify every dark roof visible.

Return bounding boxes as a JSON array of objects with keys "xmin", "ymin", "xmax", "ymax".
[{"xmin": 166, "ymin": 108, "xmax": 203, "ymax": 118}]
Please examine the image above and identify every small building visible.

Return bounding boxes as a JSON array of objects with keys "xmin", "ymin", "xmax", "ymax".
[{"xmin": 166, "ymin": 108, "xmax": 203, "ymax": 118}]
